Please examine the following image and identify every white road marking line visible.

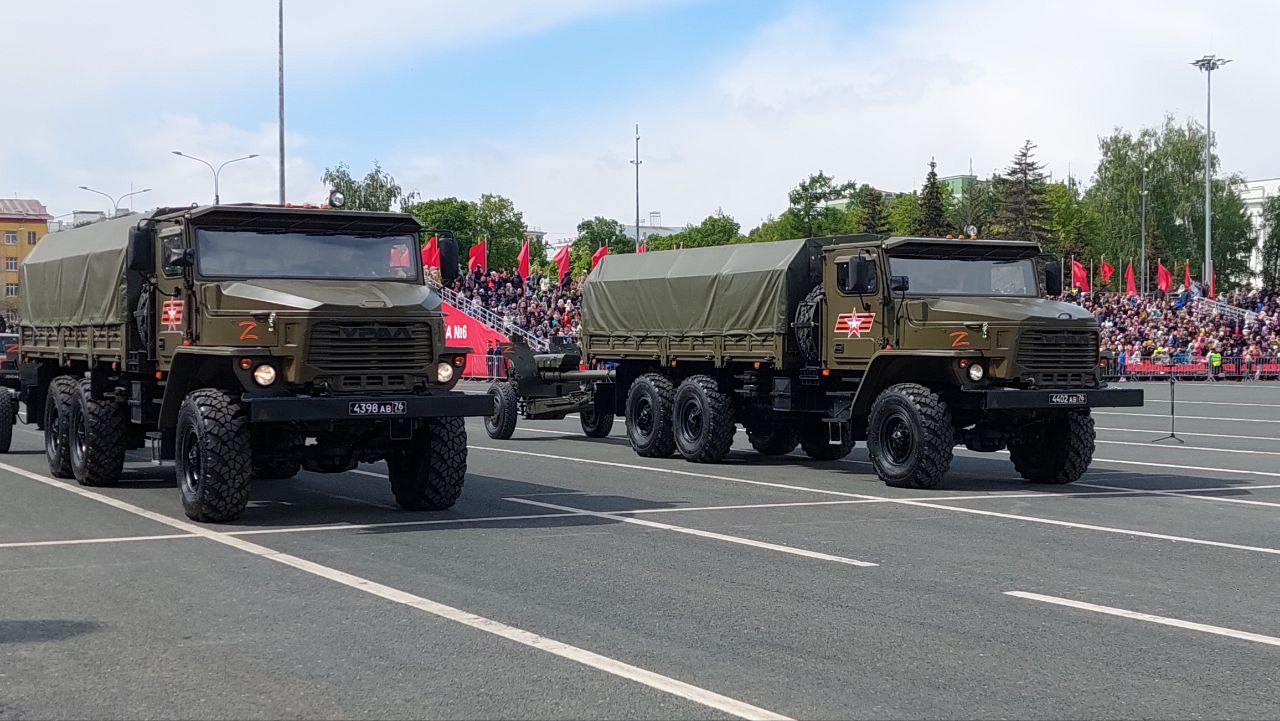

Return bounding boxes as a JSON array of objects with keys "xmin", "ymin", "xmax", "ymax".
[
  {"xmin": 0, "ymin": 533, "xmax": 196, "ymax": 549},
  {"xmin": 507, "ymin": 498, "xmax": 877, "ymax": 567},
  {"xmin": 0, "ymin": 461, "xmax": 790, "ymax": 721},
  {"xmin": 1076, "ymin": 482, "xmax": 1280, "ymax": 510},
  {"xmin": 1133, "ymin": 399, "xmax": 1280, "ymax": 407},
  {"xmin": 952, "ymin": 447, "xmax": 1280, "ymax": 480},
  {"xmin": 1096, "ymin": 439, "xmax": 1280, "ymax": 457},
  {"xmin": 1005, "ymin": 591, "xmax": 1280, "ymax": 648},
  {"xmin": 227, "ymin": 511, "xmax": 588, "ymax": 536},
  {"xmin": 1097, "ymin": 427, "xmax": 1280, "ymax": 443},
  {"xmin": 473, "ymin": 446, "xmax": 1280, "ymax": 559},
  {"xmin": 1095, "ymin": 411, "xmax": 1280, "ymax": 424}
]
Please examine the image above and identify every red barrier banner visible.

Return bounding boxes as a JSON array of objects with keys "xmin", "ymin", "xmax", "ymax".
[{"xmin": 441, "ymin": 300, "xmax": 509, "ymax": 377}]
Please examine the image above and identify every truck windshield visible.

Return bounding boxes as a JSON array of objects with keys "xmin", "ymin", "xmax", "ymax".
[
  {"xmin": 889, "ymin": 257, "xmax": 1038, "ymax": 297},
  {"xmin": 195, "ymin": 230, "xmax": 421, "ymax": 282}
]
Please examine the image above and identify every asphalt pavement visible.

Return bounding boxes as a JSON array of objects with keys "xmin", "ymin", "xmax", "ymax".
[{"xmin": 2, "ymin": 381, "xmax": 1279, "ymax": 719}]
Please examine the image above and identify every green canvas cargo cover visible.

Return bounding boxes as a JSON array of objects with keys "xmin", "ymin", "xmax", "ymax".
[
  {"xmin": 581, "ymin": 239, "xmax": 817, "ymax": 337},
  {"xmin": 20, "ymin": 213, "xmax": 141, "ymax": 327}
]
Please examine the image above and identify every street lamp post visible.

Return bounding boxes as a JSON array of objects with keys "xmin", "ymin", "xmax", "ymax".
[
  {"xmin": 1140, "ymin": 165, "xmax": 1148, "ymax": 293},
  {"xmin": 629, "ymin": 124, "xmax": 641, "ymax": 250},
  {"xmin": 172, "ymin": 151, "xmax": 260, "ymax": 205},
  {"xmin": 78, "ymin": 186, "xmax": 152, "ymax": 217},
  {"xmin": 1191, "ymin": 54, "xmax": 1231, "ymax": 289}
]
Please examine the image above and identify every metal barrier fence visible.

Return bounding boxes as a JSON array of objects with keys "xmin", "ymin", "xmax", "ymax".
[{"xmin": 1101, "ymin": 356, "xmax": 1280, "ymax": 382}]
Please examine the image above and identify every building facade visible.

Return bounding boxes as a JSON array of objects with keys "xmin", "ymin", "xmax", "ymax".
[
  {"xmin": 0, "ymin": 199, "xmax": 52, "ymax": 325},
  {"xmin": 1241, "ymin": 177, "xmax": 1279, "ymax": 285}
]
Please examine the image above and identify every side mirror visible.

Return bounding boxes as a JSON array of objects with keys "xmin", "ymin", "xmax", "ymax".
[
  {"xmin": 164, "ymin": 241, "xmax": 194, "ymax": 269},
  {"xmin": 127, "ymin": 226, "xmax": 155, "ymax": 273},
  {"xmin": 1044, "ymin": 262, "xmax": 1063, "ymax": 296},
  {"xmin": 889, "ymin": 275, "xmax": 910, "ymax": 293}
]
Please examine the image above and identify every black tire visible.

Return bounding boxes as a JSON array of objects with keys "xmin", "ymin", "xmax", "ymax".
[
  {"xmin": 175, "ymin": 389, "xmax": 252, "ymax": 522},
  {"xmin": 1008, "ymin": 410, "xmax": 1095, "ymax": 484},
  {"xmin": 747, "ymin": 425, "xmax": 799, "ymax": 456},
  {"xmin": 672, "ymin": 375, "xmax": 736, "ymax": 463},
  {"xmin": 793, "ymin": 285, "xmax": 824, "ymax": 364},
  {"xmin": 625, "ymin": 373, "xmax": 676, "ymax": 458},
  {"xmin": 866, "ymin": 383, "xmax": 954, "ymax": 489},
  {"xmin": 0, "ymin": 390, "xmax": 15, "ymax": 454},
  {"xmin": 798, "ymin": 420, "xmax": 855, "ymax": 461},
  {"xmin": 484, "ymin": 381, "xmax": 518, "ymax": 440},
  {"xmin": 386, "ymin": 416, "xmax": 468, "ymax": 511},
  {"xmin": 44, "ymin": 377, "xmax": 78, "ymax": 479},
  {"xmin": 253, "ymin": 459, "xmax": 300, "ymax": 480},
  {"xmin": 580, "ymin": 407, "xmax": 614, "ymax": 438},
  {"xmin": 68, "ymin": 380, "xmax": 127, "ymax": 488}
]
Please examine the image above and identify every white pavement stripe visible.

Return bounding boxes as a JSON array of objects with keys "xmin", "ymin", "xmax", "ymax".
[
  {"xmin": 0, "ymin": 461, "xmax": 790, "ymax": 721},
  {"xmin": 1005, "ymin": 591, "xmax": 1280, "ymax": 648},
  {"xmin": 1096, "ymin": 439, "xmax": 1280, "ymax": 457},
  {"xmin": 1097, "ymin": 427, "xmax": 1280, "ymax": 443},
  {"xmin": 1076, "ymin": 482, "xmax": 1280, "ymax": 510},
  {"xmin": 1134, "ymin": 399, "xmax": 1280, "ymax": 408},
  {"xmin": 953, "ymin": 448, "xmax": 1280, "ymax": 480},
  {"xmin": 0, "ymin": 533, "xmax": 196, "ymax": 549},
  {"xmin": 508, "ymin": 498, "xmax": 877, "ymax": 567},
  {"xmin": 227, "ymin": 511, "xmax": 588, "ymax": 536},
  {"xmin": 1095, "ymin": 411, "xmax": 1280, "ymax": 424}
]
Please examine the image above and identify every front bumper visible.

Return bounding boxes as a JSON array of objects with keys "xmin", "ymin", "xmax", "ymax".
[
  {"xmin": 245, "ymin": 391, "xmax": 494, "ymax": 423},
  {"xmin": 963, "ymin": 386, "xmax": 1144, "ymax": 411}
]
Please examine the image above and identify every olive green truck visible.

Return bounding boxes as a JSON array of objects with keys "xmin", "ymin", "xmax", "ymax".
[
  {"xmin": 2, "ymin": 205, "xmax": 491, "ymax": 522},
  {"xmin": 486, "ymin": 234, "xmax": 1143, "ymax": 489}
]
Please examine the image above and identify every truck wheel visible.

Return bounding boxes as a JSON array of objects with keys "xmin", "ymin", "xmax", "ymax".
[
  {"xmin": 625, "ymin": 373, "xmax": 676, "ymax": 458},
  {"xmin": 386, "ymin": 416, "xmax": 468, "ymax": 511},
  {"xmin": 799, "ymin": 421, "xmax": 854, "ymax": 461},
  {"xmin": 175, "ymin": 389, "xmax": 252, "ymax": 523},
  {"xmin": 866, "ymin": 383, "xmax": 954, "ymax": 489},
  {"xmin": 44, "ymin": 377, "xmax": 79, "ymax": 479},
  {"xmin": 68, "ymin": 380, "xmax": 127, "ymax": 488},
  {"xmin": 253, "ymin": 459, "xmax": 300, "ymax": 480},
  {"xmin": 580, "ymin": 408, "xmax": 614, "ymax": 438},
  {"xmin": 484, "ymin": 382, "xmax": 518, "ymax": 440},
  {"xmin": 0, "ymin": 390, "xmax": 16, "ymax": 453},
  {"xmin": 1009, "ymin": 410, "xmax": 1095, "ymax": 484},
  {"xmin": 747, "ymin": 425, "xmax": 799, "ymax": 456},
  {"xmin": 673, "ymin": 375, "xmax": 735, "ymax": 463}
]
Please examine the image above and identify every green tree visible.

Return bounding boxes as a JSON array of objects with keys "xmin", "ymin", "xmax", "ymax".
[
  {"xmin": 1044, "ymin": 178, "xmax": 1097, "ymax": 257},
  {"xmin": 857, "ymin": 186, "xmax": 887, "ymax": 234},
  {"xmin": 993, "ymin": 140, "xmax": 1052, "ymax": 244},
  {"xmin": 746, "ymin": 214, "xmax": 791, "ymax": 243},
  {"xmin": 1260, "ymin": 196, "xmax": 1280, "ymax": 289},
  {"xmin": 650, "ymin": 211, "xmax": 743, "ymax": 250},
  {"xmin": 886, "ymin": 192, "xmax": 923, "ymax": 236},
  {"xmin": 953, "ymin": 179, "xmax": 997, "ymax": 237},
  {"xmin": 920, "ymin": 159, "xmax": 948, "ymax": 236},
  {"xmin": 569, "ymin": 217, "xmax": 632, "ymax": 276},
  {"xmin": 474, "ymin": 194, "xmax": 536, "ymax": 270},
  {"xmin": 321, "ymin": 161, "xmax": 416, "ymax": 212},
  {"xmin": 786, "ymin": 171, "xmax": 857, "ymax": 237},
  {"xmin": 403, "ymin": 197, "xmax": 478, "ymax": 274}
]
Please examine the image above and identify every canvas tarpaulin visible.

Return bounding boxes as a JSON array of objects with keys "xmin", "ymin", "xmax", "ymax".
[
  {"xmin": 20, "ymin": 213, "xmax": 140, "ymax": 326},
  {"xmin": 581, "ymin": 239, "xmax": 816, "ymax": 337}
]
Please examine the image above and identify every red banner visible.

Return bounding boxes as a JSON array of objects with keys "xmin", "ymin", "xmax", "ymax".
[{"xmin": 441, "ymin": 300, "xmax": 509, "ymax": 377}]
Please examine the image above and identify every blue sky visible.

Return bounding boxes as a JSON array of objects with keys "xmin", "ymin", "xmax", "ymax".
[{"xmin": 4, "ymin": 0, "xmax": 1277, "ymax": 239}]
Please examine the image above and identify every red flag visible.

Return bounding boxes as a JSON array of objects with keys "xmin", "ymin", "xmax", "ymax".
[
  {"xmin": 1209, "ymin": 268, "xmax": 1216, "ymax": 299},
  {"xmin": 1124, "ymin": 263, "xmax": 1137, "ymax": 296},
  {"xmin": 1099, "ymin": 260, "xmax": 1114, "ymax": 285},
  {"xmin": 390, "ymin": 245, "xmax": 411, "ymax": 268},
  {"xmin": 1183, "ymin": 261, "xmax": 1191, "ymax": 290},
  {"xmin": 516, "ymin": 239, "xmax": 530, "ymax": 281},
  {"xmin": 553, "ymin": 244, "xmax": 570, "ymax": 280},
  {"xmin": 637, "ymin": 240, "xmax": 646, "ymax": 253},
  {"xmin": 1156, "ymin": 261, "xmax": 1172, "ymax": 293},
  {"xmin": 421, "ymin": 235, "xmax": 440, "ymax": 269},
  {"xmin": 468, "ymin": 239, "xmax": 487, "ymax": 274},
  {"xmin": 591, "ymin": 245, "xmax": 609, "ymax": 269},
  {"xmin": 1070, "ymin": 259, "xmax": 1089, "ymax": 293}
]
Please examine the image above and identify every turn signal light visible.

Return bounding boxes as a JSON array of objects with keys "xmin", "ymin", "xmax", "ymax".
[
  {"xmin": 821, "ymin": 369, "xmax": 831, "ymax": 377},
  {"xmin": 958, "ymin": 358, "xmax": 969, "ymax": 368},
  {"xmin": 452, "ymin": 355, "xmax": 466, "ymax": 367},
  {"xmin": 239, "ymin": 358, "xmax": 253, "ymax": 370}
]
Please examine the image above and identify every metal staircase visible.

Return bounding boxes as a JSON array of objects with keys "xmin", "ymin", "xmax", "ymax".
[
  {"xmin": 429, "ymin": 278, "xmax": 550, "ymax": 352},
  {"xmin": 1191, "ymin": 297, "xmax": 1257, "ymax": 323}
]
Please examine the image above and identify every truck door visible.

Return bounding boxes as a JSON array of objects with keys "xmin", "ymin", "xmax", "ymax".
[
  {"xmin": 155, "ymin": 229, "xmax": 190, "ymax": 368},
  {"xmin": 824, "ymin": 249, "xmax": 885, "ymax": 371}
]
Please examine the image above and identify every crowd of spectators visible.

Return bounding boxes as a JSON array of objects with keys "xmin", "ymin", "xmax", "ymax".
[{"xmin": 443, "ymin": 268, "xmax": 584, "ymax": 347}]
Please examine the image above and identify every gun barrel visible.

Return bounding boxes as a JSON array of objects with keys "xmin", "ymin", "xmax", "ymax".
[{"xmin": 538, "ymin": 369, "xmax": 615, "ymax": 383}]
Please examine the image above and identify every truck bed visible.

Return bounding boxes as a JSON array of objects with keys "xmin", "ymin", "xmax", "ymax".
[
  {"xmin": 20, "ymin": 323, "xmax": 127, "ymax": 364},
  {"xmin": 583, "ymin": 331, "xmax": 786, "ymax": 368}
]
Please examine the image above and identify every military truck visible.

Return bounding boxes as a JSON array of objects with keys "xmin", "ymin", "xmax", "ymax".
[
  {"xmin": 4, "ymin": 206, "xmax": 491, "ymax": 522},
  {"xmin": 485, "ymin": 235, "xmax": 1143, "ymax": 489}
]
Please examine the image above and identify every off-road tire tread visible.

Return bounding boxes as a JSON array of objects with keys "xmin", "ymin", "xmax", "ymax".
[
  {"xmin": 0, "ymin": 390, "xmax": 15, "ymax": 453},
  {"xmin": 746, "ymin": 424, "xmax": 799, "ymax": 456},
  {"xmin": 626, "ymin": 373, "xmax": 676, "ymax": 458},
  {"xmin": 580, "ymin": 408, "xmax": 614, "ymax": 438},
  {"xmin": 71, "ymin": 380, "xmax": 127, "ymax": 487},
  {"xmin": 484, "ymin": 382, "xmax": 518, "ymax": 440},
  {"xmin": 799, "ymin": 422, "xmax": 855, "ymax": 461},
  {"xmin": 388, "ymin": 416, "xmax": 468, "ymax": 511},
  {"xmin": 177, "ymin": 389, "xmax": 252, "ymax": 522},
  {"xmin": 868, "ymin": 382, "xmax": 954, "ymax": 488},
  {"xmin": 1009, "ymin": 411, "xmax": 1095, "ymax": 484},
  {"xmin": 45, "ymin": 377, "xmax": 78, "ymax": 478},
  {"xmin": 673, "ymin": 375, "xmax": 736, "ymax": 463}
]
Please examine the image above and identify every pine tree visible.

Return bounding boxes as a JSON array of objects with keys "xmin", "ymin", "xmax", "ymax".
[
  {"xmin": 920, "ymin": 158, "xmax": 947, "ymax": 236},
  {"xmin": 858, "ymin": 186, "xmax": 887, "ymax": 234},
  {"xmin": 994, "ymin": 140, "xmax": 1052, "ymax": 243}
]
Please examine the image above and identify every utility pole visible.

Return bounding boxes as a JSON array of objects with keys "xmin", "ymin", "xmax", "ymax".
[
  {"xmin": 1192, "ymin": 54, "xmax": 1230, "ymax": 288},
  {"xmin": 278, "ymin": 0, "xmax": 286, "ymax": 205},
  {"xmin": 1140, "ymin": 163, "xmax": 1148, "ymax": 294},
  {"xmin": 629, "ymin": 124, "xmax": 641, "ymax": 249}
]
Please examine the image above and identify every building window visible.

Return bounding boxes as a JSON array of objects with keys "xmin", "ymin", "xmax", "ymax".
[
  {"xmin": 27, "ymin": 231, "xmax": 37, "ymax": 245},
  {"xmin": 3, "ymin": 232, "xmax": 15, "ymax": 245},
  {"xmin": 5, "ymin": 257, "xmax": 15, "ymax": 272},
  {"xmin": 5, "ymin": 284, "xmax": 17, "ymax": 297}
]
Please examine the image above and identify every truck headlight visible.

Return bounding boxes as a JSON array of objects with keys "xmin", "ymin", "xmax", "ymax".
[
  {"xmin": 436, "ymin": 362, "xmax": 455, "ymax": 384},
  {"xmin": 253, "ymin": 364, "xmax": 277, "ymax": 386},
  {"xmin": 967, "ymin": 363, "xmax": 985, "ymax": 382}
]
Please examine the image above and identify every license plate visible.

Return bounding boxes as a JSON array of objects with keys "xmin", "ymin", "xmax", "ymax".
[
  {"xmin": 1049, "ymin": 393, "xmax": 1087, "ymax": 405},
  {"xmin": 348, "ymin": 401, "xmax": 407, "ymax": 416}
]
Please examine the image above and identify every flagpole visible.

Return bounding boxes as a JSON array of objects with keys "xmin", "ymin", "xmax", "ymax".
[{"xmin": 1089, "ymin": 259, "xmax": 1093, "ymax": 294}]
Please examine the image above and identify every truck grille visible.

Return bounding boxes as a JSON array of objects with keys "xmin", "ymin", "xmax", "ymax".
[
  {"xmin": 307, "ymin": 322, "xmax": 433, "ymax": 387},
  {"xmin": 1017, "ymin": 330, "xmax": 1099, "ymax": 387}
]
